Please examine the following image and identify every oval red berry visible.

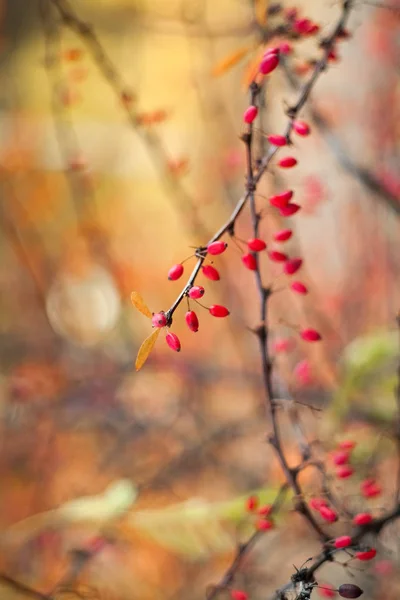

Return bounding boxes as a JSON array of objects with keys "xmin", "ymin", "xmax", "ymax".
[
  {"xmin": 268, "ymin": 250, "xmax": 287, "ymax": 262},
  {"xmin": 279, "ymin": 203, "xmax": 301, "ymax": 217},
  {"xmin": 151, "ymin": 312, "xmax": 168, "ymax": 328},
  {"xmin": 166, "ymin": 332, "xmax": 181, "ymax": 352},
  {"xmin": 284, "ymin": 257, "xmax": 303, "ymax": 275},
  {"xmin": 259, "ymin": 53, "xmax": 279, "ymax": 75},
  {"xmin": 269, "ymin": 190, "xmax": 293, "ymax": 208},
  {"xmin": 267, "ymin": 134, "xmax": 287, "ymax": 147},
  {"xmin": 243, "ymin": 105, "xmax": 258, "ymax": 123},
  {"xmin": 202, "ymin": 265, "xmax": 220, "ymax": 281},
  {"xmin": 300, "ymin": 328, "xmax": 321, "ymax": 342},
  {"xmin": 168, "ymin": 263, "xmax": 184, "ymax": 280},
  {"xmin": 278, "ymin": 156, "xmax": 297, "ymax": 168},
  {"xmin": 242, "ymin": 253, "xmax": 257, "ymax": 271},
  {"xmin": 248, "ymin": 238, "xmax": 266, "ymax": 252},
  {"xmin": 291, "ymin": 281, "xmax": 308, "ymax": 294},
  {"xmin": 209, "ymin": 304, "xmax": 230, "ymax": 318},
  {"xmin": 334, "ymin": 536, "xmax": 352, "ymax": 549},
  {"xmin": 273, "ymin": 229, "xmax": 292, "ymax": 242},
  {"xmin": 188, "ymin": 285, "xmax": 205, "ymax": 299},
  {"xmin": 207, "ymin": 241, "xmax": 227, "ymax": 255},
  {"xmin": 293, "ymin": 120, "xmax": 310, "ymax": 136},
  {"xmin": 185, "ymin": 310, "xmax": 199, "ymax": 332}
]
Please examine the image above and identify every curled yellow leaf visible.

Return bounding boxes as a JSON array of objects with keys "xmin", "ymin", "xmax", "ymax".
[
  {"xmin": 212, "ymin": 46, "xmax": 250, "ymax": 77},
  {"xmin": 131, "ymin": 291, "xmax": 152, "ymax": 318},
  {"xmin": 135, "ymin": 328, "xmax": 161, "ymax": 371}
]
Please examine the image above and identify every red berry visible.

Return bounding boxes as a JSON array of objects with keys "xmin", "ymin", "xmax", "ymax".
[
  {"xmin": 309, "ymin": 498, "xmax": 328, "ymax": 511},
  {"xmin": 293, "ymin": 120, "xmax": 310, "ymax": 136},
  {"xmin": 279, "ymin": 42, "xmax": 292, "ymax": 55},
  {"xmin": 336, "ymin": 465, "xmax": 354, "ymax": 479},
  {"xmin": 268, "ymin": 250, "xmax": 287, "ymax": 262},
  {"xmin": 356, "ymin": 548, "xmax": 376, "ymax": 561},
  {"xmin": 151, "ymin": 312, "xmax": 168, "ymax": 328},
  {"xmin": 361, "ymin": 479, "xmax": 381, "ymax": 498},
  {"xmin": 244, "ymin": 105, "xmax": 258, "ymax": 123},
  {"xmin": 291, "ymin": 281, "xmax": 308, "ymax": 294},
  {"xmin": 338, "ymin": 440, "xmax": 356, "ymax": 450},
  {"xmin": 202, "ymin": 265, "xmax": 220, "ymax": 281},
  {"xmin": 209, "ymin": 305, "xmax": 230, "ymax": 318},
  {"xmin": 319, "ymin": 506, "xmax": 338, "ymax": 522},
  {"xmin": 242, "ymin": 253, "xmax": 257, "ymax": 271},
  {"xmin": 207, "ymin": 241, "xmax": 227, "ymax": 255},
  {"xmin": 259, "ymin": 53, "xmax": 279, "ymax": 75},
  {"xmin": 273, "ymin": 229, "xmax": 292, "ymax": 242},
  {"xmin": 166, "ymin": 332, "xmax": 181, "ymax": 352},
  {"xmin": 267, "ymin": 134, "xmax": 287, "ymax": 147},
  {"xmin": 278, "ymin": 156, "xmax": 297, "ymax": 168},
  {"xmin": 279, "ymin": 203, "xmax": 301, "ymax": 217},
  {"xmin": 185, "ymin": 310, "xmax": 199, "ymax": 332},
  {"xmin": 188, "ymin": 285, "xmax": 205, "ymax": 299},
  {"xmin": 231, "ymin": 591, "xmax": 248, "ymax": 600},
  {"xmin": 300, "ymin": 328, "xmax": 322, "ymax": 342},
  {"xmin": 338, "ymin": 584, "xmax": 363, "ymax": 599},
  {"xmin": 256, "ymin": 518, "xmax": 274, "ymax": 531},
  {"xmin": 284, "ymin": 257, "xmax": 303, "ymax": 275},
  {"xmin": 245, "ymin": 495, "xmax": 258, "ymax": 512},
  {"xmin": 269, "ymin": 189, "xmax": 293, "ymax": 208},
  {"xmin": 353, "ymin": 513, "xmax": 373, "ymax": 526},
  {"xmin": 168, "ymin": 263, "xmax": 184, "ymax": 280},
  {"xmin": 374, "ymin": 560, "xmax": 393, "ymax": 576},
  {"xmin": 334, "ymin": 536, "xmax": 352, "ymax": 549},
  {"xmin": 293, "ymin": 18, "xmax": 319, "ymax": 35},
  {"xmin": 257, "ymin": 504, "xmax": 272, "ymax": 516},
  {"xmin": 272, "ymin": 337, "xmax": 293, "ymax": 353},
  {"xmin": 318, "ymin": 584, "xmax": 336, "ymax": 598},
  {"xmin": 248, "ymin": 238, "xmax": 267, "ymax": 252},
  {"xmin": 332, "ymin": 451, "xmax": 350, "ymax": 466},
  {"xmin": 294, "ymin": 359, "xmax": 313, "ymax": 385}
]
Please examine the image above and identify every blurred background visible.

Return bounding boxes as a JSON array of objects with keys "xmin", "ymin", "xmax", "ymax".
[{"xmin": 0, "ymin": 0, "xmax": 399, "ymax": 598}]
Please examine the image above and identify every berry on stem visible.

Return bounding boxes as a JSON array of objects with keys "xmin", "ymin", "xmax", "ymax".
[
  {"xmin": 332, "ymin": 450, "xmax": 350, "ymax": 466},
  {"xmin": 267, "ymin": 134, "xmax": 287, "ymax": 147},
  {"xmin": 202, "ymin": 265, "xmax": 220, "ymax": 281},
  {"xmin": 280, "ymin": 203, "xmax": 301, "ymax": 217},
  {"xmin": 336, "ymin": 465, "xmax": 354, "ymax": 479},
  {"xmin": 248, "ymin": 238, "xmax": 267, "ymax": 252},
  {"xmin": 334, "ymin": 536, "xmax": 352, "ymax": 549},
  {"xmin": 338, "ymin": 440, "xmax": 356, "ymax": 450},
  {"xmin": 268, "ymin": 250, "xmax": 288, "ymax": 262},
  {"xmin": 259, "ymin": 52, "xmax": 279, "ymax": 75},
  {"xmin": 185, "ymin": 310, "xmax": 199, "ymax": 332},
  {"xmin": 168, "ymin": 263, "xmax": 184, "ymax": 280},
  {"xmin": 151, "ymin": 312, "xmax": 168, "ymax": 328},
  {"xmin": 309, "ymin": 498, "xmax": 328, "ymax": 511},
  {"xmin": 244, "ymin": 105, "xmax": 258, "ymax": 123},
  {"xmin": 278, "ymin": 156, "xmax": 298, "ymax": 168},
  {"xmin": 207, "ymin": 241, "xmax": 227, "ymax": 255},
  {"xmin": 209, "ymin": 305, "xmax": 230, "ymax": 318},
  {"xmin": 245, "ymin": 495, "xmax": 258, "ymax": 512},
  {"xmin": 293, "ymin": 120, "xmax": 311, "ymax": 136},
  {"xmin": 269, "ymin": 189, "xmax": 294, "ymax": 209},
  {"xmin": 284, "ymin": 257, "xmax": 303, "ymax": 275},
  {"xmin": 231, "ymin": 591, "xmax": 248, "ymax": 600},
  {"xmin": 242, "ymin": 253, "xmax": 257, "ymax": 271},
  {"xmin": 188, "ymin": 285, "xmax": 205, "ymax": 299},
  {"xmin": 360, "ymin": 479, "xmax": 381, "ymax": 498},
  {"xmin": 166, "ymin": 332, "xmax": 181, "ymax": 352},
  {"xmin": 256, "ymin": 518, "xmax": 274, "ymax": 531},
  {"xmin": 291, "ymin": 281, "xmax": 308, "ymax": 294},
  {"xmin": 274, "ymin": 229, "xmax": 292, "ymax": 242},
  {"xmin": 319, "ymin": 505, "xmax": 338, "ymax": 522},
  {"xmin": 356, "ymin": 548, "xmax": 377, "ymax": 561},
  {"xmin": 353, "ymin": 513, "xmax": 373, "ymax": 526},
  {"xmin": 338, "ymin": 584, "xmax": 363, "ymax": 599},
  {"xmin": 301, "ymin": 328, "xmax": 322, "ymax": 342}
]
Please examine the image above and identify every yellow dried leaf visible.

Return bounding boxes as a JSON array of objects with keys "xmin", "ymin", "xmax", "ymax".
[
  {"xmin": 255, "ymin": 0, "xmax": 269, "ymax": 26},
  {"xmin": 211, "ymin": 46, "xmax": 250, "ymax": 77},
  {"xmin": 135, "ymin": 328, "xmax": 161, "ymax": 371},
  {"xmin": 131, "ymin": 291, "xmax": 152, "ymax": 318}
]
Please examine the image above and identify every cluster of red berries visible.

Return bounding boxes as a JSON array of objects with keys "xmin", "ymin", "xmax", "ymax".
[
  {"xmin": 245, "ymin": 495, "xmax": 274, "ymax": 531},
  {"xmin": 331, "ymin": 439, "xmax": 356, "ymax": 479}
]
